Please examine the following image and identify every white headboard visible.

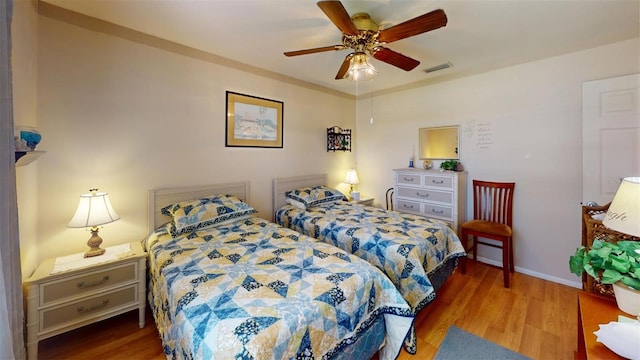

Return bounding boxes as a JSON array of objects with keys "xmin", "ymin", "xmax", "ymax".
[
  {"xmin": 272, "ymin": 174, "xmax": 327, "ymax": 211},
  {"xmin": 148, "ymin": 182, "xmax": 250, "ymax": 234}
]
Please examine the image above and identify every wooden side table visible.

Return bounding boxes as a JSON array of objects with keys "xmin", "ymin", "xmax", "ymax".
[{"xmin": 576, "ymin": 291, "xmax": 626, "ymax": 359}]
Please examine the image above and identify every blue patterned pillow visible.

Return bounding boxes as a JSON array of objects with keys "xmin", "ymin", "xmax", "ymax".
[
  {"xmin": 285, "ymin": 185, "xmax": 346, "ymax": 208},
  {"xmin": 161, "ymin": 194, "xmax": 257, "ymax": 236}
]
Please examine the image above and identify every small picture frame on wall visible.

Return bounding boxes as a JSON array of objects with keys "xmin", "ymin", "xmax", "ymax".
[{"xmin": 225, "ymin": 91, "xmax": 284, "ymax": 148}]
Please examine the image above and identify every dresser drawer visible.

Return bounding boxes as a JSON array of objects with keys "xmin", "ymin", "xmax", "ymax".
[
  {"xmin": 396, "ymin": 187, "xmax": 453, "ymax": 204},
  {"xmin": 424, "ymin": 175, "xmax": 454, "ymax": 189},
  {"xmin": 41, "ymin": 285, "xmax": 138, "ymax": 332},
  {"xmin": 41, "ymin": 262, "xmax": 137, "ymax": 306},
  {"xmin": 422, "ymin": 203, "xmax": 454, "ymax": 221},
  {"xmin": 396, "ymin": 199, "xmax": 422, "ymax": 215},
  {"xmin": 393, "ymin": 169, "xmax": 466, "ymax": 236},
  {"xmin": 396, "ymin": 173, "xmax": 421, "ymax": 186}
]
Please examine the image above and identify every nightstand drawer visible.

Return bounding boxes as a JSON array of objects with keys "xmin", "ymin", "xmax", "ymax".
[
  {"xmin": 41, "ymin": 285, "xmax": 137, "ymax": 332},
  {"xmin": 41, "ymin": 262, "xmax": 137, "ymax": 305},
  {"xmin": 424, "ymin": 175, "xmax": 454, "ymax": 189},
  {"xmin": 396, "ymin": 187, "xmax": 453, "ymax": 204}
]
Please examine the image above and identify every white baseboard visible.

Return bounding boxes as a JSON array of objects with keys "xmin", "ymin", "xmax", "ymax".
[{"xmin": 475, "ymin": 256, "xmax": 582, "ymax": 289}]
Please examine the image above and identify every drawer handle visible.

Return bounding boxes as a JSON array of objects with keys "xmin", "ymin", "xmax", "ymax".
[
  {"xmin": 402, "ymin": 204, "xmax": 415, "ymax": 209},
  {"xmin": 431, "ymin": 180, "xmax": 444, "ymax": 184},
  {"xmin": 431, "ymin": 209, "xmax": 444, "ymax": 214},
  {"xmin": 77, "ymin": 275, "xmax": 110, "ymax": 289},
  {"xmin": 417, "ymin": 192, "xmax": 429, "ymax": 198},
  {"xmin": 403, "ymin": 177, "xmax": 415, "ymax": 182},
  {"xmin": 77, "ymin": 299, "xmax": 109, "ymax": 314}
]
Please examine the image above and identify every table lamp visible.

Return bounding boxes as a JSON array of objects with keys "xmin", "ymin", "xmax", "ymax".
[
  {"xmin": 344, "ymin": 169, "xmax": 360, "ymax": 200},
  {"xmin": 602, "ymin": 177, "xmax": 640, "ymax": 316},
  {"xmin": 603, "ymin": 177, "xmax": 640, "ymax": 238},
  {"xmin": 68, "ymin": 189, "xmax": 120, "ymax": 257}
]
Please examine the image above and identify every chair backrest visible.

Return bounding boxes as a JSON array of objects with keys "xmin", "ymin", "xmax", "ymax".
[
  {"xmin": 386, "ymin": 187, "xmax": 394, "ymax": 210},
  {"xmin": 472, "ymin": 180, "xmax": 515, "ymax": 227}
]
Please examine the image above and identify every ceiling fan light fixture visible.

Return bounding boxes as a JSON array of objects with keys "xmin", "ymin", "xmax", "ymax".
[{"xmin": 346, "ymin": 53, "xmax": 377, "ymax": 81}]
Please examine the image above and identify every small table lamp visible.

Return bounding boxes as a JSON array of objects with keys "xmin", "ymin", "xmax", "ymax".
[
  {"xmin": 68, "ymin": 189, "xmax": 120, "ymax": 257},
  {"xmin": 602, "ymin": 177, "xmax": 640, "ymax": 316},
  {"xmin": 603, "ymin": 177, "xmax": 640, "ymax": 237},
  {"xmin": 344, "ymin": 169, "xmax": 360, "ymax": 200}
]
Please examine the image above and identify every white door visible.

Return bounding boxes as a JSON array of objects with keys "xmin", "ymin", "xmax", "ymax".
[{"xmin": 582, "ymin": 74, "xmax": 640, "ymax": 205}]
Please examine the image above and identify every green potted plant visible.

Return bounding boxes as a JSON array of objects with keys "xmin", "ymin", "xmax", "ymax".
[
  {"xmin": 439, "ymin": 160, "xmax": 460, "ymax": 171},
  {"xmin": 570, "ymin": 239, "xmax": 640, "ymax": 314}
]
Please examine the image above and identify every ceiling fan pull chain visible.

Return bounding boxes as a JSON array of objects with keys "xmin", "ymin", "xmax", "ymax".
[{"xmin": 370, "ymin": 79, "xmax": 374, "ymax": 125}]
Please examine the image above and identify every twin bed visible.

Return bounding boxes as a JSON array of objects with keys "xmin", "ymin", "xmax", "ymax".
[
  {"xmin": 144, "ymin": 176, "xmax": 465, "ymax": 359},
  {"xmin": 144, "ymin": 182, "xmax": 413, "ymax": 360},
  {"xmin": 272, "ymin": 174, "xmax": 466, "ymax": 353}
]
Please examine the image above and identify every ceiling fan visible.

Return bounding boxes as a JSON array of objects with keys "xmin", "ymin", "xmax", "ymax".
[{"xmin": 284, "ymin": 0, "xmax": 448, "ymax": 80}]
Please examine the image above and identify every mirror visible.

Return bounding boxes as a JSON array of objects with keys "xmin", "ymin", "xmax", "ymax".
[{"xmin": 419, "ymin": 126, "xmax": 459, "ymax": 160}]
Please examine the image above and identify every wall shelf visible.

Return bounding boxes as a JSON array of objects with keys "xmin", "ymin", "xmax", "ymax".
[
  {"xmin": 327, "ymin": 126, "xmax": 351, "ymax": 152},
  {"xmin": 15, "ymin": 151, "xmax": 45, "ymax": 167}
]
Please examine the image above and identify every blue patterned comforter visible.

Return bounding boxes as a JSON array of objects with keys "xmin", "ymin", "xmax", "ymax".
[
  {"xmin": 275, "ymin": 202, "xmax": 466, "ymax": 314},
  {"xmin": 144, "ymin": 217, "xmax": 413, "ymax": 360}
]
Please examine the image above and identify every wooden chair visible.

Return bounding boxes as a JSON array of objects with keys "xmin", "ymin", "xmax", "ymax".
[{"xmin": 460, "ymin": 180, "xmax": 516, "ymax": 287}]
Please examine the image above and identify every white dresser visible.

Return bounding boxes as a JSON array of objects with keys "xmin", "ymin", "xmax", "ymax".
[{"xmin": 393, "ymin": 168, "xmax": 467, "ymax": 232}]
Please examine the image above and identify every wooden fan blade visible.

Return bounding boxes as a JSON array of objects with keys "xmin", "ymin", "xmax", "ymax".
[
  {"xmin": 378, "ymin": 9, "xmax": 447, "ymax": 43},
  {"xmin": 284, "ymin": 45, "xmax": 345, "ymax": 57},
  {"xmin": 317, "ymin": 0, "xmax": 359, "ymax": 36},
  {"xmin": 371, "ymin": 47, "xmax": 420, "ymax": 71},
  {"xmin": 335, "ymin": 53, "xmax": 355, "ymax": 79}
]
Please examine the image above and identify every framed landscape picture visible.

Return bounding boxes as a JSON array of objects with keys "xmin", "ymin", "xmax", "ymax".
[{"xmin": 225, "ymin": 91, "xmax": 283, "ymax": 148}]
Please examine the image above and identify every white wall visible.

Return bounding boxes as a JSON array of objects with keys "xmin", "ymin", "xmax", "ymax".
[
  {"xmin": 33, "ymin": 14, "xmax": 356, "ymax": 262},
  {"xmin": 356, "ymin": 39, "xmax": 640, "ymax": 287}
]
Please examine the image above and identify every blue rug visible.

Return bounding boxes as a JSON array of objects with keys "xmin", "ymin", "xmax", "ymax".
[{"xmin": 434, "ymin": 326, "xmax": 531, "ymax": 360}]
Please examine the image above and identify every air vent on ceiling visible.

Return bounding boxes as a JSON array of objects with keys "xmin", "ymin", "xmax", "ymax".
[{"xmin": 423, "ymin": 61, "xmax": 453, "ymax": 74}]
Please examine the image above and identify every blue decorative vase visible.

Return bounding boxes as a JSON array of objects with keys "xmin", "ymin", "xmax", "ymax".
[{"xmin": 14, "ymin": 126, "xmax": 41, "ymax": 151}]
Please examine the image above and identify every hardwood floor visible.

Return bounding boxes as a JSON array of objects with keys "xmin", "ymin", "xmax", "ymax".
[
  {"xmin": 38, "ymin": 261, "xmax": 579, "ymax": 359},
  {"xmin": 397, "ymin": 261, "xmax": 579, "ymax": 360}
]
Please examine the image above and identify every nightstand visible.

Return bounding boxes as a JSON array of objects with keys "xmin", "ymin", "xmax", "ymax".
[
  {"xmin": 576, "ymin": 291, "xmax": 626, "ymax": 359},
  {"xmin": 24, "ymin": 241, "xmax": 147, "ymax": 360},
  {"xmin": 352, "ymin": 197, "xmax": 374, "ymax": 206}
]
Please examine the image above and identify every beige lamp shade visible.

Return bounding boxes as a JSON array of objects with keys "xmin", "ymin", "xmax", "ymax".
[
  {"xmin": 68, "ymin": 189, "xmax": 120, "ymax": 257},
  {"xmin": 603, "ymin": 177, "xmax": 640, "ymax": 237},
  {"xmin": 68, "ymin": 190, "xmax": 120, "ymax": 228},
  {"xmin": 344, "ymin": 169, "xmax": 360, "ymax": 199},
  {"xmin": 344, "ymin": 169, "xmax": 359, "ymax": 186}
]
